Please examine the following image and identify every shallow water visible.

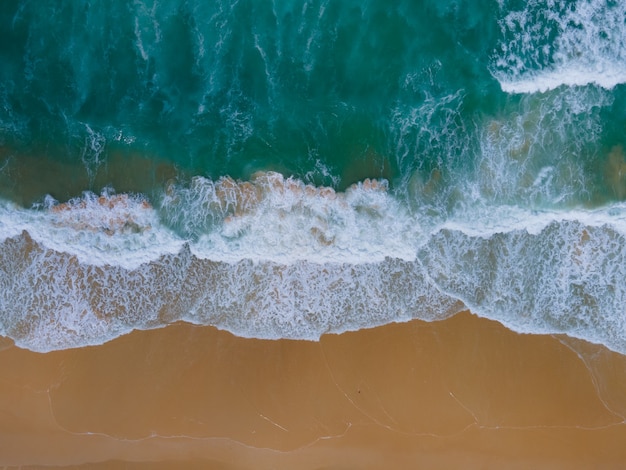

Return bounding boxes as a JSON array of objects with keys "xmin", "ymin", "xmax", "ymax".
[{"xmin": 1, "ymin": 0, "xmax": 626, "ymax": 354}]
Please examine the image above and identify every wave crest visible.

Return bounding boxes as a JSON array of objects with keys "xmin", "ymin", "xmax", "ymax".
[
  {"xmin": 493, "ymin": 0, "xmax": 626, "ymax": 93},
  {"xmin": 2, "ymin": 176, "xmax": 626, "ymax": 355}
]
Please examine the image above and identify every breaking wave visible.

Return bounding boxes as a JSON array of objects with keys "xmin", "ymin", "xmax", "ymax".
[{"xmin": 2, "ymin": 174, "xmax": 626, "ymax": 355}]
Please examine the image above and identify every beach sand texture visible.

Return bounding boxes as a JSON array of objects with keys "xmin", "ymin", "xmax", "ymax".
[{"xmin": 1, "ymin": 311, "xmax": 625, "ymax": 469}]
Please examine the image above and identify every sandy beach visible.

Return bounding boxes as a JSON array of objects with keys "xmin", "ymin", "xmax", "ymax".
[
  {"xmin": 1, "ymin": 311, "xmax": 625, "ymax": 469},
  {"xmin": 2, "ymin": 2, "xmax": 626, "ymax": 468}
]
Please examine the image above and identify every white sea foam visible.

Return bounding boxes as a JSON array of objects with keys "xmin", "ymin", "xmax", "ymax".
[
  {"xmin": 159, "ymin": 172, "xmax": 420, "ymax": 263},
  {"xmin": 493, "ymin": 0, "xmax": 626, "ymax": 93},
  {"xmin": 468, "ymin": 84, "xmax": 616, "ymax": 226},
  {"xmin": 2, "ymin": 176, "xmax": 626, "ymax": 354},
  {"xmin": 1, "ymin": 191, "xmax": 185, "ymax": 270},
  {"xmin": 441, "ymin": 203, "xmax": 626, "ymax": 238},
  {"xmin": 422, "ymin": 213, "xmax": 626, "ymax": 354},
  {"xmin": 498, "ymin": 64, "xmax": 626, "ymax": 94}
]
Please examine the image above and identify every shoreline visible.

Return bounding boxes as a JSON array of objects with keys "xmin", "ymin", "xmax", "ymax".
[{"xmin": 1, "ymin": 311, "xmax": 625, "ymax": 468}]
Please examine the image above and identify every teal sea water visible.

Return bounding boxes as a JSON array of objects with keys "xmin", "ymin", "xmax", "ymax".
[{"xmin": 1, "ymin": 0, "xmax": 626, "ymax": 353}]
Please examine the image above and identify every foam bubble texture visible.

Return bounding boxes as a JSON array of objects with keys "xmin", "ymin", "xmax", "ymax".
[
  {"xmin": 421, "ymin": 218, "xmax": 626, "ymax": 353},
  {"xmin": 0, "ymin": 232, "xmax": 462, "ymax": 352},
  {"xmin": 2, "ymin": 182, "xmax": 626, "ymax": 354},
  {"xmin": 160, "ymin": 172, "xmax": 420, "ymax": 262},
  {"xmin": 25, "ymin": 191, "xmax": 185, "ymax": 269},
  {"xmin": 474, "ymin": 86, "xmax": 611, "ymax": 207},
  {"xmin": 493, "ymin": 0, "xmax": 626, "ymax": 93}
]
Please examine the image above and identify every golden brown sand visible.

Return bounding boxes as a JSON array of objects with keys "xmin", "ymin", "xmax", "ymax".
[{"xmin": 1, "ymin": 311, "xmax": 625, "ymax": 469}]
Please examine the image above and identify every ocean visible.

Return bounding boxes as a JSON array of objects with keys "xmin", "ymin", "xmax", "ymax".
[{"xmin": 1, "ymin": 0, "xmax": 625, "ymax": 354}]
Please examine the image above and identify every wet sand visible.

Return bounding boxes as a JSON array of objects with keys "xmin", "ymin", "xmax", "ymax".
[{"xmin": 1, "ymin": 311, "xmax": 625, "ymax": 469}]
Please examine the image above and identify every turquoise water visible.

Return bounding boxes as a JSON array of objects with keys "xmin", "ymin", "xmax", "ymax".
[{"xmin": 1, "ymin": 0, "xmax": 626, "ymax": 353}]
